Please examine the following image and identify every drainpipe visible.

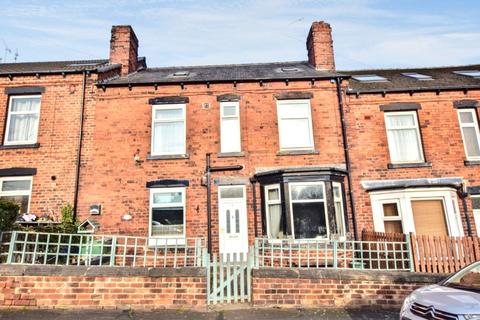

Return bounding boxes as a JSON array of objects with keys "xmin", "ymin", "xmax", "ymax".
[
  {"xmin": 335, "ymin": 77, "xmax": 358, "ymax": 240},
  {"xmin": 73, "ymin": 71, "xmax": 88, "ymax": 220}
]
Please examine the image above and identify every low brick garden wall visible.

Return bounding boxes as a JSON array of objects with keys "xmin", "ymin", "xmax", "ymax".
[
  {"xmin": 0, "ymin": 265, "xmax": 206, "ymax": 310},
  {"xmin": 252, "ymin": 268, "xmax": 446, "ymax": 309}
]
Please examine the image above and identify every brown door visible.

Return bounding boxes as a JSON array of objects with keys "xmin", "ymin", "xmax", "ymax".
[{"xmin": 411, "ymin": 200, "xmax": 448, "ymax": 235}]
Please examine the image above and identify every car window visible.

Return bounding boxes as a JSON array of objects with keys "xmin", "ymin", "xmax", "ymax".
[{"xmin": 445, "ymin": 263, "xmax": 480, "ymax": 291}]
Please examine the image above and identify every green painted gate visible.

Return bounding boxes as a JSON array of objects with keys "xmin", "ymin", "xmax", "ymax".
[{"xmin": 206, "ymin": 251, "xmax": 254, "ymax": 304}]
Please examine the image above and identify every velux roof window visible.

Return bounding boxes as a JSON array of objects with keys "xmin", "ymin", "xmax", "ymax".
[
  {"xmin": 453, "ymin": 70, "xmax": 480, "ymax": 78},
  {"xmin": 401, "ymin": 73, "xmax": 433, "ymax": 80},
  {"xmin": 351, "ymin": 74, "xmax": 388, "ymax": 82},
  {"xmin": 172, "ymin": 71, "xmax": 190, "ymax": 77}
]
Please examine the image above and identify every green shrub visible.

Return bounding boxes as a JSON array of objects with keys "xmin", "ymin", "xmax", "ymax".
[
  {"xmin": 0, "ymin": 199, "xmax": 20, "ymax": 232},
  {"xmin": 59, "ymin": 203, "xmax": 77, "ymax": 233}
]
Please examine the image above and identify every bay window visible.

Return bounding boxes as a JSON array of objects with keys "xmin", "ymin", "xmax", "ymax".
[
  {"xmin": 384, "ymin": 111, "xmax": 424, "ymax": 163},
  {"xmin": 265, "ymin": 185, "xmax": 283, "ymax": 239},
  {"xmin": 0, "ymin": 177, "xmax": 32, "ymax": 214},
  {"xmin": 149, "ymin": 187, "xmax": 185, "ymax": 238},
  {"xmin": 4, "ymin": 96, "xmax": 41, "ymax": 145},
  {"xmin": 457, "ymin": 109, "xmax": 480, "ymax": 160},
  {"xmin": 473, "ymin": 196, "xmax": 480, "ymax": 233},
  {"xmin": 220, "ymin": 102, "xmax": 241, "ymax": 153},
  {"xmin": 332, "ymin": 182, "xmax": 346, "ymax": 237},
  {"xmin": 276, "ymin": 100, "xmax": 314, "ymax": 151},
  {"xmin": 151, "ymin": 104, "xmax": 186, "ymax": 155}
]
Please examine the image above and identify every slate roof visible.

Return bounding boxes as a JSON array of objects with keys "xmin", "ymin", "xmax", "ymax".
[
  {"xmin": 0, "ymin": 59, "xmax": 111, "ymax": 75},
  {"xmin": 101, "ymin": 61, "xmax": 341, "ymax": 86},
  {"xmin": 343, "ymin": 64, "xmax": 480, "ymax": 94}
]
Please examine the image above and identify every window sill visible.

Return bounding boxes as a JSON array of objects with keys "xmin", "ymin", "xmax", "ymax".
[
  {"xmin": 387, "ymin": 162, "xmax": 432, "ymax": 169},
  {"xmin": 147, "ymin": 154, "xmax": 189, "ymax": 160},
  {"xmin": 277, "ymin": 149, "xmax": 319, "ymax": 156},
  {"xmin": 464, "ymin": 160, "xmax": 480, "ymax": 166},
  {"xmin": 217, "ymin": 152, "xmax": 245, "ymax": 158},
  {"xmin": 0, "ymin": 143, "xmax": 40, "ymax": 150}
]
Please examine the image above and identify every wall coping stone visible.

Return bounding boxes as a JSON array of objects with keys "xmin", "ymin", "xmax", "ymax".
[
  {"xmin": 253, "ymin": 268, "xmax": 446, "ymax": 284},
  {"xmin": 0, "ymin": 265, "xmax": 206, "ymax": 278}
]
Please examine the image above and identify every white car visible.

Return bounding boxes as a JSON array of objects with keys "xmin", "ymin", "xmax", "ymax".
[{"xmin": 401, "ymin": 261, "xmax": 480, "ymax": 320}]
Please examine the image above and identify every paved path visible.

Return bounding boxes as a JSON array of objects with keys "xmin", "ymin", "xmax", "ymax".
[{"xmin": 0, "ymin": 308, "xmax": 399, "ymax": 320}]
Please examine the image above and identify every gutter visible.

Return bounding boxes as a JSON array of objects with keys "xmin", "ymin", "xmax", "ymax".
[
  {"xmin": 347, "ymin": 85, "xmax": 480, "ymax": 96},
  {"xmin": 335, "ymin": 77, "xmax": 358, "ymax": 240},
  {"xmin": 72, "ymin": 71, "xmax": 87, "ymax": 220}
]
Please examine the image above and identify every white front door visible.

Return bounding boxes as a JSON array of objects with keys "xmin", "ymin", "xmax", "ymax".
[{"xmin": 218, "ymin": 186, "xmax": 248, "ymax": 261}]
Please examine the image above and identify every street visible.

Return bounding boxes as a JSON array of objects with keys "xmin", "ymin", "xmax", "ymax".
[{"xmin": 0, "ymin": 308, "xmax": 399, "ymax": 320}]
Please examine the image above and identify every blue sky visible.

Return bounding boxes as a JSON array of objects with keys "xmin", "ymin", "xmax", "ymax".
[{"xmin": 1, "ymin": 0, "xmax": 479, "ymax": 70}]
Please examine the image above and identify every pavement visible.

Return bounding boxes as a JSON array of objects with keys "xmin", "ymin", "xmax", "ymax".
[{"xmin": 0, "ymin": 308, "xmax": 399, "ymax": 320}]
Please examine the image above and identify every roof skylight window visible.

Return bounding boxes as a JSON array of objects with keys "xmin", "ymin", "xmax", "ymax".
[
  {"xmin": 401, "ymin": 72, "xmax": 433, "ymax": 80},
  {"xmin": 173, "ymin": 71, "xmax": 190, "ymax": 77},
  {"xmin": 453, "ymin": 70, "xmax": 480, "ymax": 78},
  {"xmin": 67, "ymin": 62, "xmax": 100, "ymax": 67},
  {"xmin": 280, "ymin": 67, "xmax": 301, "ymax": 73},
  {"xmin": 351, "ymin": 74, "xmax": 388, "ymax": 82}
]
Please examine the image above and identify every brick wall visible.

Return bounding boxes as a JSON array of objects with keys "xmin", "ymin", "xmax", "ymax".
[
  {"xmin": 345, "ymin": 89, "xmax": 480, "ymax": 236},
  {"xmin": 0, "ymin": 73, "xmax": 99, "ymax": 219},
  {"xmin": 0, "ymin": 265, "xmax": 206, "ymax": 310},
  {"xmin": 252, "ymin": 268, "xmax": 445, "ymax": 309},
  {"xmin": 77, "ymin": 79, "xmax": 347, "ymax": 249}
]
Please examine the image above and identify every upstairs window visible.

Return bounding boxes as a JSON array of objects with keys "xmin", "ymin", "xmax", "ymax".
[
  {"xmin": 276, "ymin": 100, "xmax": 314, "ymax": 151},
  {"xmin": 384, "ymin": 111, "xmax": 424, "ymax": 163},
  {"xmin": 5, "ymin": 96, "xmax": 41, "ymax": 145},
  {"xmin": 220, "ymin": 102, "xmax": 241, "ymax": 153},
  {"xmin": 0, "ymin": 177, "xmax": 32, "ymax": 214},
  {"xmin": 151, "ymin": 104, "xmax": 186, "ymax": 155},
  {"xmin": 457, "ymin": 109, "xmax": 480, "ymax": 160}
]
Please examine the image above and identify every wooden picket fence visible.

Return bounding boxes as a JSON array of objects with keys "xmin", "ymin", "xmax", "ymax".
[{"xmin": 362, "ymin": 229, "xmax": 480, "ymax": 274}]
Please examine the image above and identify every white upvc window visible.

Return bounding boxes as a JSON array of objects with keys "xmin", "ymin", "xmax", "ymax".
[
  {"xmin": 384, "ymin": 111, "xmax": 424, "ymax": 163},
  {"xmin": 149, "ymin": 187, "xmax": 185, "ymax": 239},
  {"xmin": 276, "ymin": 99, "xmax": 314, "ymax": 151},
  {"xmin": 288, "ymin": 182, "xmax": 328, "ymax": 239},
  {"xmin": 0, "ymin": 176, "xmax": 32, "ymax": 214},
  {"xmin": 457, "ymin": 109, "xmax": 480, "ymax": 160},
  {"xmin": 4, "ymin": 95, "xmax": 41, "ymax": 145},
  {"xmin": 220, "ymin": 102, "xmax": 241, "ymax": 153},
  {"xmin": 380, "ymin": 201, "xmax": 404, "ymax": 234},
  {"xmin": 332, "ymin": 182, "xmax": 346, "ymax": 238},
  {"xmin": 151, "ymin": 104, "xmax": 186, "ymax": 155},
  {"xmin": 265, "ymin": 184, "xmax": 283, "ymax": 239},
  {"xmin": 472, "ymin": 196, "xmax": 480, "ymax": 233}
]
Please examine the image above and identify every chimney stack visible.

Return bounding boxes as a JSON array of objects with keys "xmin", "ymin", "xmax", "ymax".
[
  {"xmin": 306, "ymin": 21, "xmax": 335, "ymax": 71},
  {"xmin": 109, "ymin": 25, "xmax": 139, "ymax": 76}
]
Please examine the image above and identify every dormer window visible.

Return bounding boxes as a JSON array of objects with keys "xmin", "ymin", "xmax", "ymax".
[
  {"xmin": 351, "ymin": 74, "xmax": 388, "ymax": 82},
  {"xmin": 401, "ymin": 73, "xmax": 433, "ymax": 80},
  {"xmin": 453, "ymin": 70, "xmax": 480, "ymax": 78}
]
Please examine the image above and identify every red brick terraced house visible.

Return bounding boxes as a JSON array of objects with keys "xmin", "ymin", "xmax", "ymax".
[{"xmin": 1, "ymin": 22, "xmax": 479, "ymax": 257}]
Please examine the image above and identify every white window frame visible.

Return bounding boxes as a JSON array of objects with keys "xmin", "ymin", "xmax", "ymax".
[
  {"xmin": 288, "ymin": 181, "xmax": 329, "ymax": 240},
  {"xmin": 379, "ymin": 200, "xmax": 404, "ymax": 234},
  {"xmin": 370, "ymin": 188, "xmax": 463, "ymax": 236},
  {"xmin": 276, "ymin": 99, "xmax": 314, "ymax": 151},
  {"xmin": 457, "ymin": 109, "xmax": 480, "ymax": 160},
  {"xmin": 332, "ymin": 182, "xmax": 346, "ymax": 239},
  {"xmin": 472, "ymin": 195, "xmax": 480, "ymax": 234},
  {"xmin": 384, "ymin": 111, "xmax": 424, "ymax": 164},
  {"xmin": 0, "ymin": 176, "xmax": 33, "ymax": 214},
  {"xmin": 4, "ymin": 95, "xmax": 41, "ymax": 145},
  {"xmin": 220, "ymin": 101, "xmax": 241, "ymax": 153},
  {"xmin": 151, "ymin": 104, "xmax": 186, "ymax": 156},
  {"xmin": 148, "ymin": 187, "xmax": 186, "ymax": 241},
  {"xmin": 264, "ymin": 184, "xmax": 282, "ymax": 240}
]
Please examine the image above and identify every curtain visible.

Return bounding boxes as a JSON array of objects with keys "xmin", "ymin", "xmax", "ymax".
[
  {"xmin": 268, "ymin": 204, "xmax": 282, "ymax": 238},
  {"xmin": 7, "ymin": 98, "xmax": 40, "ymax": 142},
  {"xmin": 386, "ymin": 114, "xmax": 422, "ymax": 162},
  {"xmin": 462, "ymin": 127, "xmax": 480, "ymax": 157},
  {"xmin": 153, "ymin": 121, "xmax": 184, "ymax": 154}
]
